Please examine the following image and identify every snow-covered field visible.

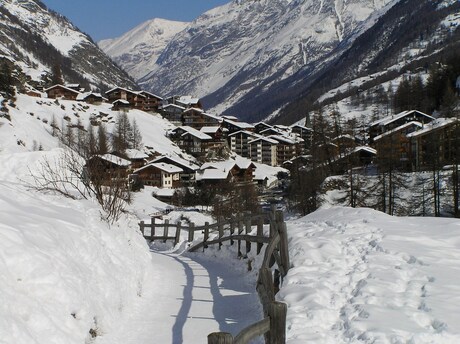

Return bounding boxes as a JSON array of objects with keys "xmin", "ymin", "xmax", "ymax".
[{"xmin": 280, "ymin": 207, "xmax": 460, "ymax": 343}]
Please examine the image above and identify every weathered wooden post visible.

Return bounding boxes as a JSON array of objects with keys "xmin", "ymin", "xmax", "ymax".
[
  {"xmin": 257, "ymin": 267, "xmax": 275, "ymax": 315},
  {"xmin": 188, "ymin": 222, "xmax": 195, "ymax": 242},
  {"xmin": 245, "ymin": 211, "xmax": 252, "ymax": 255},
  {"xmin": 257, "ymin": 216, "xmax": 264, "ymax": 254},
  {"xmin": 238, "ymin": 215, "xmax": 244, "ymax": 257},
  {"xmin": 150, "ymin": 216, "xmax": 156, "ymax": 241},
  {"xmin": 208, "ymin": 332, "xmax": 233, "ymax": 344},
  {"xmin": 230, "ymin": 217, "xmax": 235, "ymax": 245},
  {"xmin": 203, "ymin": 221, "xmax": 210, "ymax": 251},
  {"xmin": 164, "ymin": 219, "xmax": 169, "ymax": 243},
  {"xmin": 174, "ymin": 221, "xmax": 181, "ymax": 246},
  {"xmin": 269, "ymin": 206, "xmax": 277, "ymax": 239},
  {"xmin": 139, "ymin": 220, "xmax": 145, "ymax": 238},
  {"xmin": 267, "ymin": 302, "xmax": 287, "ymax": 344},
  {"xmin": 218, "ymin": 216, "xmax": 224, "ymax": 250},
  {"xmin": 279, "ymin": 222, "xmax": 290, "ymax": 276}
]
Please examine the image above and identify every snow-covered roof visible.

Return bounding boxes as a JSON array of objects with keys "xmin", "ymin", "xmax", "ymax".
[
  {"xmin": 106, "ymin": 86, "xmax": 144, "ymax": 96},
  {"xmin": 248, "ymin": 136, "xmax": 279, "ymax": 145},
  {"xmin": 202, "ymin": 112, "xmax": 222, "ymax": 121},
  {"xmin": 228, "ymin": 130, "xmax": 257, "ymax": 138},
  {"xmin": 134, "ymin": 162, "xmax": 183, "ymax": 174},
  {"xmin": 198, "ymin": 168, "xmax": 230, "ymax": 180},
  {"xmin": 353, "ymin": 146, "xmax": 377, "ymax": 155},
  {"xmin": 200, "ymin": 126, "xmax": 221, "ymax": 134},
  {"xmin": 373, "ymin": 121, "xmax": 423, "ymax": 141},
  {"xmin": 139, "ymin": 91, "xmax": 163, "ymax": 99},
  {"xmin": 222, "ymin": 115, "xmax": 239, "ymax": 121},
  {"xmin": 406, "ymin": 118, "xmax": 458, "ymax": 138},
  {"xmin": 370, "ymin": 110, "xmax": 434, "ymax": 128},
  {"xmin": 123, "ymin": 149, "xmax": 149, "ymax": 160},
  {"xmin": 44, "ymin": 84, "xmax": 80, "ymax": 94},
  {"xmin": 76, "ymin": 92, "xmax": 104, "ymax": 101},
  {"xmin": 112, "ymin": 99, "xmax": 130, "ymax": 105},
  {"xmin": 290, "ymin": 124, "xmax": 312, "ymax": 131},
  {"xmin": 176, "ymin": 126, "xmax": 212, "ymax": 140},
  {"xmin": 160, "ymin": 103, "xmax": 186, "ymax": 110},
  {"xmin": 151, "ymin": 155, "xmax": 199, "ymax": 171},
  {"xmin": 269, "ymin": 135, "xmax": 296, "ymax": 145},
  {"xmin": 223, "ymin": 118, "xmax": 254, "ymax": 130},
  {"xmin": 177, "ymin": 96, "xmax": 200, "ymax": 105},
  {"xmin": 96, "ymin": 154, "xmax": 131, "ymax": 167}
]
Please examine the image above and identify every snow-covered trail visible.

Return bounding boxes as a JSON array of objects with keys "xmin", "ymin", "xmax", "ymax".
[{"xmin": 96, "ymin": 250, "xmax": 262, "ymax": 344}]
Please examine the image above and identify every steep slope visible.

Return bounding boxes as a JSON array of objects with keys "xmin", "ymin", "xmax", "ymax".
[
  {"xmin": 138, "ymin": 0, "xmax": 396, "ymax": 120},
  {"xmin": 98, "ymin": 18, "xmax": 189, "ymax": 81},
  {"xmin": 0, "ymin": 0, "xmax": 136, "ymax": 90},
  {"xmin": 276, "ymin": 0, "xmax": 460, "ymax": 124}
]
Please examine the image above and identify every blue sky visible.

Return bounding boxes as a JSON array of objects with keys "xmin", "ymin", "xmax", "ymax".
[{"xmin": 41, "ymin": 0, "xmax": 229, "ymax": 42}]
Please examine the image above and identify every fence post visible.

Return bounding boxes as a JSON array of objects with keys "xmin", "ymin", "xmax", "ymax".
[
  {"xmin": 245, "ymin": 211, "xmax": 252, "ymax": 255},
  {"xmin": 203, "ymin": 221, "xmax": 210, "ymax": 251},
  {"xmin": 150, "ymin": 216, "xmax": 156, "ymax": 241},
  {"xmin": 257, "ymin": 216, "xmax": 264, "ymax": 254},
  {"xmin": 164, "ymin": 219, "xmax": 169, "ymax": 243},
  {"xmin": 208, "ymin": 332, "xmax": 233, "ymax": 344},
  {"xmin": 279, "ymin": 222, "xmax": 290, "ymax": 277},
  {"xmin": 257, "ymin": 267, "xmax": 275, "ymax": 315},
  {"xmin": 218, "ymin": 216, "xmax": 224, "ymax": 250},
  {"xmin": 230, "ymin": 217, "xmax": 235, "ymax": 245},
  {"xmin": 238, "ymin": 215, "xmax": 244, "ymax": 257},
  {"xmin": 175, "ymin": 221, "xmax": 181, "ymax": 246},
  {"xmin": 140, "ymin": 221, "xmax": 145, "ymax": 238},
  {"xmin": 188, "ymin": 222, "xmax": 195, "ymax": 242},
  {"xmin": 267, "ymin": 302, "xmax": 287, "ymax": 344},
  {"xmin": 269, "ymin": 206, "xmax": 277, "ymax": 239}
]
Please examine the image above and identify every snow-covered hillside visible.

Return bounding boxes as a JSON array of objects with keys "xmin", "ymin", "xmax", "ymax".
[
  {"xmin": 0, "ymin": 150, "xmax": 152, "ymax": 343},
  {"xmin": 98, "ymin": 18, "xmax": 189, "ymax": 81},
  {"xmin": 0, "ymin": 0, "xmax": 135, "ymax": 89},
  {"xmin": 0, "ymin": 94, "xmax": 184, "ymax": 158}
]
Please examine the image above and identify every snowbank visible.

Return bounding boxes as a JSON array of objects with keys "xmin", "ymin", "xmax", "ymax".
[
  {"xmin": 0, "ymin": 151, "xmax": 152, "ymax": 343},
  {"xmin": 280, "ymin": 207, "xmax": 460, "ymax": 343}
]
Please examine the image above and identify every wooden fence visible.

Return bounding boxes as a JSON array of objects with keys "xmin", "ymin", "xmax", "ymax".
[{"xmin": 138, "ymin": 208, "xmax": 290, "ymax": 343}]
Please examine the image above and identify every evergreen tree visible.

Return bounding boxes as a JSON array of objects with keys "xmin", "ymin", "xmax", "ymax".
[
  {"xmin": 0, "ymin": 62, "xmax": 15, "ymax": 97},
  {"xmin": 97, "ymin": 124, "xmax": 109, "ymax": 154},
  {"xmin": 130, "ymin": 118, "xmax": 143, "ymax": 150},
  {"xmin": 51, "ymin": 63, "xmax": 63, "ymax": 85}
]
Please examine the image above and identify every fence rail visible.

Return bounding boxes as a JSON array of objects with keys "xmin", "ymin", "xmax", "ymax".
[{"xmin": 138, "ymin": 208, "xmax": 290, "ymax": 344}]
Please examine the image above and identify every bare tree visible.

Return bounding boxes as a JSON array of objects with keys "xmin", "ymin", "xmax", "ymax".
[{"xmin": 29, "ymin": 147, "xmax": 131, "ymax": 224}]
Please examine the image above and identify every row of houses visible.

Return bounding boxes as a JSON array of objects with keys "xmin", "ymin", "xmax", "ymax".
[
  {"xmin": 40, "ymin": 84, "xmax": 203, "ymax": 114},
  {"xmin": 164, "ymin": 106, "xmax": 312, "ymax": 166},
  {"xmin": 87, "ymin": 150, "xmax": 273, "ymax": 196},
  {"xmin": 369, "ymin": 110, "xmax": 459, "ymax": 171}
]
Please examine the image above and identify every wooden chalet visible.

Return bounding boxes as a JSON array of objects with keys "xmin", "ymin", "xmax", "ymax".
[
  {"xmin": 160, "ymin": 104, "xmax": 186, "ymax": 125},
  {"xmin": 150, "ymin": 155, "xmax": 199, "ymax": 186},
  {"xmin": 249, "ymin": 136, "xmax": 278, "ymax": 166},
  {"xmin": 45, "ymin": 84, "xmax": 80, "ymax": 100},
  {"xmin": 134, "ymin": 162, "xmax": 183, "ymax": 188},
  {"xmin": 254, "ymin": 122, "xmax": 273, "ymax": 134},
  {"xmin": 221, "ymin": 118, "xmax": 254, "ymax": 134},
  {"xmin": 77, "ymin": 92, "xmax": 105, "ymax": 105},
  {"xmin": 106, "ymin": 87, "xmax": 145, "ymax": 110},
  {"xmin": 181, "ymin": 108, "xmax": 222, "ymax": 129},
  {"xmin": 166, "ymin": 95, "xmax": 203, "ymax": 109},
  {"xmin": 407, "ymin": 118, "xmax": 459, "ymax": 171},
  {"xmin": 291, "ymin": 124, "xmax": 313, "ymax": 152},
  {"xmin": 85, "ymin": 154, "xmax": 131, "ymax": 183},
  {"xmin": 112, "ymin": 99, "xmax": 131, "ymax": 111},
  {"xmin": 373, "ymin": 121, "xmax": 423, "ymax": 171},
  {"xmin": 369, "ymin": 110, "xmax": 434, "ymax": 142},
  {"xmin": 169, "ymin": 126, "xmax": 212, "ymax": 158},
  {"xmin": 197, "ymin": 158, "xmax": 256, "ymax": 186},
  {"xmin": 112, "ymin": 149, "xmax": 149, "ymax": 169},
  {"xmin": 139, "ymin": 91, "xmax": 163, "ymax": 112}
]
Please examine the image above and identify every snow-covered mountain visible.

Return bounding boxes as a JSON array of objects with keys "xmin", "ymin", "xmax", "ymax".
[
  {"xmin": 98, "ymin": 18, "xmax": 189, "ymax": 81},
  {"xmin": 134, "ymin": 0, "xmax": 397, "ymax": 119},
  {"xmin": 0, "ymin": 0, "xmax": 136, "ymax": 90}
]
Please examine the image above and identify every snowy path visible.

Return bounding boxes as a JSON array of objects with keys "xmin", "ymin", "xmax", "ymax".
[{"xmin": 96, "ymin": 250, "xmax": 262, "ymax": 344}]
